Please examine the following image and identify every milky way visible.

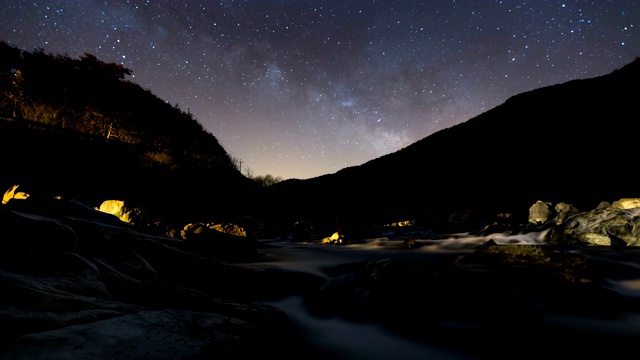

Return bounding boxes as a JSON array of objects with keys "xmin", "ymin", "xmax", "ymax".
[{"xmin": 1, "ymin": 1, "xmax": 638, "ymax": 179}]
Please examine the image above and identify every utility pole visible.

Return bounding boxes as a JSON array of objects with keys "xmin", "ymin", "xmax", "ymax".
[{"xmin": 238, "ymin": 159, "xmax": 243, "ymax": 174}]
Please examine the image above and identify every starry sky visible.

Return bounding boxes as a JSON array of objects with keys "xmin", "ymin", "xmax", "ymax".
[{"xmin": 1, "ymin": 1, "xmax": 638, "ymax": 179}]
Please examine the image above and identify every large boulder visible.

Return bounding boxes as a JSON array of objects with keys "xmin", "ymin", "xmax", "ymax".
[
  {"xmin": 528, "ymin": 200, "xmax": 554, "ymax": 225},
  {"xmin": 97, "ymin": 200, "xmax": 149, "ymax": 225},
  {"xmin": 180, "ymin": 222, "xmax": 259, "ymax": 260}
]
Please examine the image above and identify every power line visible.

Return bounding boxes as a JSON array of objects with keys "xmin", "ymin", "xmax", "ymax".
[{"xmin": 215, "ymin": 137, "xmax": 251, "ymax": 176}]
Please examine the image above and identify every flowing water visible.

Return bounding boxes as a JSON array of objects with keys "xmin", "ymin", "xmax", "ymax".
[{"xmin": 238, "ymin": 229, "xmax": 640, "ymax": 359}]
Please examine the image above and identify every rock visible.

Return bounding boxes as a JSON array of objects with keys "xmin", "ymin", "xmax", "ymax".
[
  {"xmin": 545, "ymin": 203, "xmax": 640, "ymax": 246},
  {"xmin": 554, "ymin": 202, "xmax": 580, "ymax": 224},
  {"xmin": 97, "ymin": 199, "xmax": 149, "ymax": 225},
  {"xmin": 209, "ymin": 222, "xmax": 247, "ymax": 237},
  {"xmin": 1, "ymin": 185, "xmax": 122, "ymax": 225},
  {"xmin": 181, "ymin": 222, "xmax": 260, "ymax": 260},
  {"xmin": 2, "ymin": 184, "xmax": 30, "ymax": 204},
  {"xmin": 320, "ymin": 231, "xmax": 343, "ymax": 244},
  {"xmin": 611, "ymin": 198, "xmax": 640, "ymax": 209},
  {"xmin": 528, "ymin": 200, "xmax": 554, "ymax": 225}
]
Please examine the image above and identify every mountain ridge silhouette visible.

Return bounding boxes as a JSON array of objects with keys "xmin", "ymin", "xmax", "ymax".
[{"xmin": 264, "ymin": 57, "xmax": 640, "ymax": 228}]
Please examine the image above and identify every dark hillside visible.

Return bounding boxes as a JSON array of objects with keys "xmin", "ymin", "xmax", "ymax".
[
  {"xmin": 0, "ymin": 41, "xmax": 233, "ymax": 168},
  {"xmin": 266, "ymin": 57, "xmax": 640, "ymax": 229},
  {"xmin": 0, "ymin": 42, "xmax": 262, "ymax": 226},
  {"xmin": 0, "ymin": 117, "xmax": 262, "ymax": 228},
  {"xmin": 2, "ymin": 39, "xmax": 637, "ymax": 231}
]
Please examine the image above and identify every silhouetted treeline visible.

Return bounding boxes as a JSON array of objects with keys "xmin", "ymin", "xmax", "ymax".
[
  {"xmin": 250, "ymin": 174, "xmax": 283, "ymax": 187},
  {"xmin": 0, "ymin": 41, "xmax": 234, "ymax": 170}
]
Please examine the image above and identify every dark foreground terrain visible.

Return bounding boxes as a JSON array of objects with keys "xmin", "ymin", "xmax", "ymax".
[{"xmin": 2, "ymin": 186, "xmax": 640, "ymax": 359}]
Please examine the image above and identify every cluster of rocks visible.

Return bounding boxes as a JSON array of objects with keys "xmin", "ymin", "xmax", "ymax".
[
  {"xmin": 494, "ymin": 197, "xmax": 640, "ymax": 247},
  {"xmin": 303, "ymin": 196, "xmax": 640, "ymax": 248}
]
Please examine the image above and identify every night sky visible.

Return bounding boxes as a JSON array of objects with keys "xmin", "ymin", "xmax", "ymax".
[{"xmin": 1, "ymin": 1, "xmax": 638, "ymax": 180}]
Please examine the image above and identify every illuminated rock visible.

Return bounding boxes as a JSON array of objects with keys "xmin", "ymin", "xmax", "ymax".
[
  {"xmin": 2, "ymin": 184, "xmax": 30, "ymax": 204},
  {"xmin": 209, "ymin": 222, "xmax": 247, "ymax": 237},
  {"xmin": 528, "ymin": 200, "xmax": 554, "ymax": 225},
  {"xmin": 97, "ymin": 199, "xmax": 149, "ymax": 225},
  {"xmin": 546, "ymin": 203, "xmax": 640, "ymax": 246},
  {"xmin": 180, "ymin": 222, "xmax": 258, "ymax": 260},
  {"xmin": 611, "ymin": 198, "xmax": 640, "ymax": 209},
  {"xmin": 554, "ymin": 202, "xmax": 580, "ymax": 224},
  {"xmin": 321, "ymin": 231, "xmax": 343, "ymax": 244}
]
